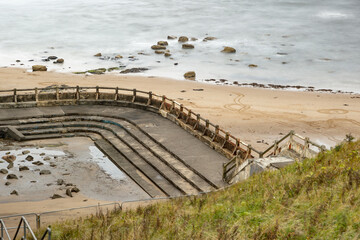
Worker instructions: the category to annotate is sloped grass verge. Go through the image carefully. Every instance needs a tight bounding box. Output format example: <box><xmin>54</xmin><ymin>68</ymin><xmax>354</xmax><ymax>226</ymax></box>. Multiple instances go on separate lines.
<box><xmin>37</xmin><ymin>141</ymin><xmax>360</xmax><ymax>239</ymax></box>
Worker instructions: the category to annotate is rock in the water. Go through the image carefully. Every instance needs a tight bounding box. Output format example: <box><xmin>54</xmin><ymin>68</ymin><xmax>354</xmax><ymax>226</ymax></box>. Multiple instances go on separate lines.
<box><xmin>167</xmin><ymin>35</ymin><xmax>177</xmax><ymax>40</ymax></box>
<box><xmin>7</xmin><ymin>174</ymin><xmax>18</xmax><ymax>179</ymax></box>
<box><xmin>7</xmin><ymin>162</ymin><xmax>13</xmax><ymax>169</ymax></box>
<box><xmin>66</xmin><ymin>188</ymin><xmax>73</xmax><ymax>197</ymax></box>
<box><xmin>0</xmin><ymin>168</ymin><xmax>8</xmax><ymax>174</ymax></box>
<box><xmin>19</xmin><ymin>166</ymin><xmax>29</xmax><ymax>171</ymax></box>
<box><xmin>248</xmin><ymin>64</ymin><xmax>258</xmax><ymax>68</ymax></box>
<box><xmin>43</xmin><ymin>156</ymin><xmax>51</xmax><ymax>161</ymax></box>
<box><xmin>54</xmin><ymin>58</ymin><xmax>64</xmax><ymax>64</ymax></box>
<box><xmin>65</xmin><ymin>183</ymin><xmax>73</xmax><ymax>186</ymax></box>
<box><xmin>94</xmin><ymin>53</ymin><xmax>102</xmax><ymax>57</ymax></box>
<box><xmin>26</xmin><ymin>155</ymin><xmax>34</xmax><ymax>161</ymax></box>
<box><xmin>178</xmin><ymin>36</ymin><xmax>188</xmax><ymax>42</ymax></box>
<box><xmin>2</xmin><ymin>155</ymin><xmax>16</xmax><ymax>163</ymax></box>
<box><xmin>32</xmin><ymin>65</ymin><xmax>47</xmax><ymax>72</ymax></box>
<box><xmin>203</xmin><ymin>36</ymin><xmax>217</xmax><ymax>41</ymax></box>
<box><xmin>120</xmin><ymin>68</ymin><xmax>149</xmax><ymax>74</ymax></box>
<box><xmin>107</xmin><ymin>67</ymin><xmax>120</xmax><ymax>72</ymax></box>
<box><xmin>71</xmin><ymin>187</ymin><xmax>80</xmax><ymax>193</ymax></box>
<box><xmin>22</xmin><ymin>150</ymin><xmax>30</xmax><ymax>155</ymax></box>
<box><xmin>50</xmin><ymin>163</ymin><xmax>57</xmax><ymax>167</ymax></box>
<box><xmin>57</xmin><ymin>179</ymin><xmax>64</xmax><ymax>185</ymax></box>
<box><xmin>10</xmin><ymin>190</ymin><xmax>18</xmax><ymax>196</ymax></box>
<box><xmin>151</xmin><ymin>45</ymin><xmax>166</xmax><ymax>50</ymax></box>
<box><xmin>157</xmin><ymin>41</ymin><xmax>168</xmax><ymax>46</ymax></box>
<box><xmin>32</xmin><ymin>161</ymin><xmax>44</xmax><ymax>166</ymax></box>
<box><xmin>164</xmin><ymin>52</ymin><xmax>172</xmax><ymax>57</ymax></box>
<box><xmin>51</xmin><ymin>194</ymin><xmax>63</xmax><ymax>199</ymax></box>
<box><xmin>155</xmin><ymin>50</ymin><xmax>165</xmax><ymax>54</ymax></box>
<box><xmin>87</xmin><ymin>68</ymin><xmax>106</xmax><ymax>75</ymax></box>
<box><xmin>114</xmin><ymin>55</ymin><xmax>123</xmax><ymax>59</ymax></box>
<box><xmin>48</xmin><ymin>56</ymin><xmax>57</xmax><ymax>60</ymax></box>
<box><xmin>184</xmin><ymin>71</ymin><xmax>196</xmax><ymax>80</ymax></box>
<box><xmin>182</xmin><ymin>44</ymin><xmax>194</xmax><ymax>49</ymax></box>
<box><xmin>5</xmin><ymin>182</ymin><xmax>11</xmax><ymax>186</ymax></box>
<box><xmin>221</xmin><ymin>47</ymin><xmax>236</xmax><ymax>53</ymax></box>
<box><xmin>40</xmin><ymin>170</ymin><xmax>51</xmax><ymax>175</ymax></box>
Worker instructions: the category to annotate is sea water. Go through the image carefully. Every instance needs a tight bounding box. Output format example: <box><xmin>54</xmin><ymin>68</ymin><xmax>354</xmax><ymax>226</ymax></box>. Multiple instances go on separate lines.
<box><xmin>0</xmin><ymin>0</ymin><xmax>359</xmax><ymax>92</ymax></box>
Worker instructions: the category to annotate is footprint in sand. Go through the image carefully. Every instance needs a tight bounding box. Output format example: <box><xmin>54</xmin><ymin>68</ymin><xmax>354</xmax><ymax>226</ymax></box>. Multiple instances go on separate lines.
<box><xmin>317</xmin><ymin>109</ymin><xmax>348</xmax><ymax>114</ymax></box>
<box><xmin>223</xmin><ymin>93</ymin><xmax>250</xmax><ymax>113</ymax></box>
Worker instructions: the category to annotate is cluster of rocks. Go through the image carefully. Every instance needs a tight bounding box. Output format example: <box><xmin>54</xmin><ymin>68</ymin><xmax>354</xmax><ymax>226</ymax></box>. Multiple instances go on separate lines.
<box><xmin>50</xmin><ymin>179</ymin><xmax>80</xmax><ymax>199</ymax></box>
<box><xmin>32</xmin><ymin>55</ymin><xmax>64</xmax><ymax>72</ymax></box>
<box><xmin>1</xmin><ymin>150</ymin><xmax>57</xmax><ymax>196</ymax></box>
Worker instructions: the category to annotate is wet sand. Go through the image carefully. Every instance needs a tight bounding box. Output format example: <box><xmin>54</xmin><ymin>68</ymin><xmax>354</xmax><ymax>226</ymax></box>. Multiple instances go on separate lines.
<box><xmin>0</xmin><ymin>67</ymin><xmax>360</xmax><ymax>218</ymax></box>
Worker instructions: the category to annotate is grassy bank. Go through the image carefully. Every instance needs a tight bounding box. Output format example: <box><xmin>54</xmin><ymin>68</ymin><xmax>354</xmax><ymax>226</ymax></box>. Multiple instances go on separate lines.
<box><xmin>39</xmin><ymin>140</ymin><xmax>360</xmax><ymax>239</ymax></box>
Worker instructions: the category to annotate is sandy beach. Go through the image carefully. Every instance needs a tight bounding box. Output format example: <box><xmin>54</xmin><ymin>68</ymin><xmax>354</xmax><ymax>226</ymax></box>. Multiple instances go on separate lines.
<box><xmin>0</xmin><ymin>67</ymin><xmax>359</xmax><ymax>220</ymax></box>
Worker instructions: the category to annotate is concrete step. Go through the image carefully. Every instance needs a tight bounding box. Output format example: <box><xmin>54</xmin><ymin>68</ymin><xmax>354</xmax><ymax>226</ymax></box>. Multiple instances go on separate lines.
<box><xmin>20</xmin><ymin>125</ymin><xmax>184</xmax><ymax>197</ymax></box>
<box><xmin>16</xmin><ymin>115</ymin><xmax>218</xmax><ymax>191</ymax></box>
<box><xmin>95</xmin><ymin>138</ymin><xmax>165</xmax><ymax>198</ymax></box>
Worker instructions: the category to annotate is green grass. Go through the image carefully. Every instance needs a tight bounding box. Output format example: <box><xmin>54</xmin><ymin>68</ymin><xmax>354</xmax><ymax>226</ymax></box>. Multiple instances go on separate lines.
<box><xmin>37</xmin><ymin>140</ymin><xmax>360</xmax><ymax>239</ymax></box>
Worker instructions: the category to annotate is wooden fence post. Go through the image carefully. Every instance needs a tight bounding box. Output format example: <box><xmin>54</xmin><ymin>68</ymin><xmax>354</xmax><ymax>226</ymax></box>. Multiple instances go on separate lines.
<box><xmin>212</xmin><ymin>125</ymin><xmax>219</xmax><ymax>142</ymax></box>
<box><xmin>56</xmin><ymin>86</ymin><xmax>59</xmax><ymax>101</ymax></box>
<box><xmin>114</xmin><ymin>87</ymin><xmax>119</xmax><ymax>101</ymax></box>
<box><xmin>202</xmin><ymin>119</ymin><xmax>209</xmax><ymax>135</ymax></box>
<box><xmin>76</xmin><ymin>86</ymin><xmax>80</xmax><ymax>100</ymax></box>
<box><xmin>185</xmin><ymin>110</ymin><xmax>192</xmax><ymax>124</ymax></box>
<box><xmin>147</xmin><ymin>91</ymin><xmax>152</xmax><ymax>105</ymax></box>
<box><xmin>132</xmin><ymin>89</ymin><xmax>136</xmax><ymax>102</ymax></box>
<box><xmin>35</xmin><ymin>88</ymin><xmax>39</xmax><ymax>102</ymax></box>
<box><xmin>13</xmin><ymin>88</ymin><xmax>17</xmax><ymax>103</ymax></box>
<box><xmin>95</xmin><ymin>86</ymin><xmax>99</xmax><ymax>100</ymax></box>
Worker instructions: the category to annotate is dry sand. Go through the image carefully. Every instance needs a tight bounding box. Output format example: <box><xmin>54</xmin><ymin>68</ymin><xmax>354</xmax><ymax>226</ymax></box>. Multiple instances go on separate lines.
<box><xmin>0</xmin><ymin>67</ymin><xmax>359</xmax><ymax>222</ymax></box>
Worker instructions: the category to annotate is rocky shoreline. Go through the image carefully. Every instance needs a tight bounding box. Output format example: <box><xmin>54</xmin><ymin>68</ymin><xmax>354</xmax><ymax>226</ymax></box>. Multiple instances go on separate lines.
<box><xmin>5</xmin><ymin>34</ymin><xmax>357</xmax><ymax>95</ymax></box>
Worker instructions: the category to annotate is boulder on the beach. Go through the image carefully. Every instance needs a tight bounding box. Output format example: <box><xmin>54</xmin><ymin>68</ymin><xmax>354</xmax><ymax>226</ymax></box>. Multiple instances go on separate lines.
<box><xmin>66</xmin><ymin>188</ymin><xmax>73</xmax><ymax>197</ymax></box>
<box><xmin>40</xmin><ymin>170</ymin><xmax>51</xmax><ymax>175</ymax></box>
<box><xmin>155</xmin><ymin>50</ymin><xmax>165</xmax><ymax>54</ymax></box>
<box><xmin>7</xmin><ymin>162</ymin><xmax>13</xmax><ymax>169</ymax></box>
<box><xmin>248</xmin><ymin>64</ymin><xmax>258</xmax><ymax>68</ymax></box>
<box><xmin>114</xmin><ymin>55</ymin><xmax>123</xmax><ymax>59</ymax></box>
<box><xmin>178</xmin><ymin>36</ymin><xmax>189</xmax><ymax>42</ymax></box>
<box><xmin>164</xmin><ymin>52</ymin><xmax>172</xmax><ymax>57</ymax></box>
<box><xmin>51</xmin><ymin>194</ymin><xmax>63</xmax><ymax>199</ymax></box>
<box><xmin>120</xmin><ymin>68</ymin><xmax>149</xmax><ymax>74</ymax></box>
<box><xmin>19</xmin><ymin>166</ymin><xmax>29</xmax><ymax>171</ymax></box>
<box><xmin>26</xmin><ymin>155</ymin><xmax>34</xmax><ymax>161</ymax></box>
<box><xmin>182</xmin><ymin>44</ymin><xmax>194</xmax><ymax>49</ymax></box>
<box><xmin>10</xmin><ymin>190</ymin><xmax>18</xmax><ymax>196</ymax></box>
<box><xmin>50</xmin><ymin>163</ymin><xmax>57</xmax><ymax>167</ymax></box>
<box><xmin>5</xmin><ymin>182</ymin><xmax>11</xmax><ymax>186</ymax></box>
<box><xmin>0</xmin><ymin>168</ymin><xmax>8</xmax><ymax>174</ymax></box>
<box><xmin>157</xmin><ymin>41</ymin><xmax>168</xmax><ymax>46</ymax></box>
<box><xmin>151</xmin><ymin>45</ymin><xmax>166</xmax><ymax>50</ymax></box>
<box><xmin>54</xmin><ymin>58</ymin><xmax>64</xmax><ymax>64</ymax></box>
<box><xmin>47</xmin><ymin>56</ymin><xmax>57</xmax><ymax>60</ymax></box>
<box><xmin>184</xmin><ymin>71</ymin><xmax>196</xmax><ymax>80</ymax></box>
<box><xmin>32</xmin><ymin>161</ymin><xmax>44</xmax><ymax>166</ymax></box>
<box><xmin>94</xmin><ymin>53</ymin><xmax>102</xmax><ymax>57</ymax></box>
<box><xmin>2</xmin><ymin>155</ymin><xmax>16</xmax><ymax>163</ymax></box>
<box><xmin>167</xmin><ymin>35</ymin><xmax>177</xmax><ymax>40</ymax></box>
<box><xmin>203</xmin><ymin>36</ymin><xmax>217</xmax><ymax>42</ymax></box>
<box><xmin>57</xmin><ymin>179</ymin><xmax>65</xmax><ymax>185</ymax></box>
<box><xmin>221</xmin><ymin>47</ymin><xmax>236</xmax><ymax>53</ymax></box>
<box><xmin>71</xmin><ymin>187</ymin><xmax>80</xmax><ymax>193</ymax></box>
<box><xmin>22</xmin><ymin>150</ymin><xmax>30</xmax><ymax>155</ymax></box>
<box><xmin>87</xmin><ymin>68</ymin><xmax>106</xmax><ymax>75</ymax></box>
<box><xmin>32</xmin><ymin>65</ymin><xmax>47</xmax><ymax>72</ymax></box>
<box><xmin>6</xmin><ymin>174</ymin><xmax>18</xmax><ymax>179</ymax></box>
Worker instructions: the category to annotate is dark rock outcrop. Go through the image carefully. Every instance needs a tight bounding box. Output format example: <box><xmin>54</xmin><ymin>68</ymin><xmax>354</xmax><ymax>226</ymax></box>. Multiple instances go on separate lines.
<box><xmin>32</xmin><ymin>65</ymin><xmax>47</xmax><ymax>71</ymax></box>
